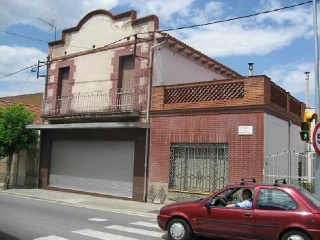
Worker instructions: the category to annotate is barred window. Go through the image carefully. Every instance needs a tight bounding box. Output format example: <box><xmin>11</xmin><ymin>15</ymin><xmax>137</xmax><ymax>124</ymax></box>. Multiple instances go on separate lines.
<box><xmin>169</xmin><ymin>143</ymin><xmax>228</xmax><ymax>193</ymax></box>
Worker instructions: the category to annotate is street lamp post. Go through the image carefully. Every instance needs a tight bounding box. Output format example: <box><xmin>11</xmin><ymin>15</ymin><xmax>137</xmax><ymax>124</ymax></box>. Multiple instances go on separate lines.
<box><xmin>313</xmin><ymin>0</ymin><xmax>320</xmax><ymax>198</ymax></box>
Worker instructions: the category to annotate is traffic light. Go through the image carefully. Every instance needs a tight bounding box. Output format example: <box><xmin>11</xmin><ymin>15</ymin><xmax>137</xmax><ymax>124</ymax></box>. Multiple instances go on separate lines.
<box><xmin>300</xmin><ymin>112</ymin><xmax>318</xmax><ymax>142</ymax></box>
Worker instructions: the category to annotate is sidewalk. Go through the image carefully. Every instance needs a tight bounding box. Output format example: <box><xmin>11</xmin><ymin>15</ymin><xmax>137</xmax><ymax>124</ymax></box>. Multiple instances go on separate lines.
<box><xmin>0</xmin><ymin>186</ymin><xmax>163</xmax><ymax>216</ymax></box>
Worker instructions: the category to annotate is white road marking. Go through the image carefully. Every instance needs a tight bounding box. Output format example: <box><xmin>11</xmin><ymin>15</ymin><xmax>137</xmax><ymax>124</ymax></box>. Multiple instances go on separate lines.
<box><xmin>34</xmin><ymin>236</ymin><xmax>69</xmax><ymax>240</ymax></box>
<box><xmin>130</xmin><ymin>221</ymin><xmax>159</xmax><ymax>228</ymax></box>
<box><xmin>106</xmin><ymin>225</ymin><xmax>163</xmax><ymax>238</ymax></box>
<box><xmin>72</xmin><ymin>229</ymin><xmax>139</xmax><ymax>240</ymax></box>
<box><xmin>88</xmin><ymin>218</ymin><xmax>108</xmax><ymax>222</ymax></box>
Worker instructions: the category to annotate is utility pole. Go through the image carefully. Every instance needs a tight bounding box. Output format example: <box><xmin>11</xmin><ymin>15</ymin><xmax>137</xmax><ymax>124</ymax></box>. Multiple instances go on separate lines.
<box><xmin>313</xmin><ymin>0</ymin><xmax>320</xmax><ymax>198</ymax></box>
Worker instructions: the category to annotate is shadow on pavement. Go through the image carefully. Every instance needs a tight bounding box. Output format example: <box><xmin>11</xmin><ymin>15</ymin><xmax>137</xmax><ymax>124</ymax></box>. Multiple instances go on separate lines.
<box><xmin>0</xmin><ymin>231</ymin><xmax>20</xmax><ymax>240</ymax></box>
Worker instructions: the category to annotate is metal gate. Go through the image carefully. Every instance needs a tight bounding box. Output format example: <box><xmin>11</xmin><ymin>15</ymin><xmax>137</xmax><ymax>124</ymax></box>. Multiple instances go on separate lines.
<box><xmin>264</xmin><ymin>150</ymin><xmax>315</xmax><ymax>193</ymax></box>
<box><xmin>169</xmin><ymin>143</ymin><xmax>228</xmax><ymax>193</ymax></box>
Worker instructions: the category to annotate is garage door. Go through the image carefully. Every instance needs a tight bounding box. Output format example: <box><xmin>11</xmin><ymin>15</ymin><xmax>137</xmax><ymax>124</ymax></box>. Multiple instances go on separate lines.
<box><xmin>49</xmin><ymin>140</ymin><xmax>134</xmax><ymax>198</ymax></box>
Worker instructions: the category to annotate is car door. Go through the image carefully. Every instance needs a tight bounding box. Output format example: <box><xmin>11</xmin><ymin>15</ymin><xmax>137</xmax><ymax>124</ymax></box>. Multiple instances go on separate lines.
<box><xmin>254</xmin><ymin>188</ymin><xmax>299</xmax><ymax>240</ymax></box>
<box><xmin>198</xmin><ymin>192</ymin><xmax>255</xmax><ymax>239</ymax></box>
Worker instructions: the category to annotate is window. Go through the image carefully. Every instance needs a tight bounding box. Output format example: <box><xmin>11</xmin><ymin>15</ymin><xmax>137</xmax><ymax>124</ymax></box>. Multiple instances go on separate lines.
<box><xmin>256</xmin><ymin>188</ymin><xmax>297</xmax><ymax>210</ymax></box>
<box><xmin>57</xmin><ymin>67</ymin><xmax>70</xmax><ymax>113</ymax></box>
<box><xmin>169</xmin><ymin>143</ymin><xmax>228</xmax><ymax>193</ymax></box>
<box><xmin>211</xmin><ymin>187</ymin><xmax>254</xmax><ymax>208</ymax></box>
<box><xmin>299</xmin><ymin>187</ymin><xmax>320</xmax><ymax>208</ymax></box>
<box><xmin>58</xmin><ymin>67</ymin><xmax>70</xmax><ymax>97</ymax></box>
<box><xmin>118</xmin><ymin>55</ymin><xmax>135</xmax><ymax>110</ymax></box>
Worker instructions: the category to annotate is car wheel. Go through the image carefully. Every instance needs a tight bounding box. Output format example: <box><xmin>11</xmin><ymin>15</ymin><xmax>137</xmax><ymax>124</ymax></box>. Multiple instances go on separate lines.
<box><xmin>167</xmin><ymin>218</ymin><xmax>191</xmax><ymax>240</ymax></box>
<box><xmin>281</xmin><ymin>230</ymin><xmax>311</xmax><ymax>240</ymax></box>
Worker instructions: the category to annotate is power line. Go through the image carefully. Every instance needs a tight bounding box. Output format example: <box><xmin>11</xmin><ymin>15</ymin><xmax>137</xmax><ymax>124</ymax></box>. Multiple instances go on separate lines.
<box><xmin>18</xmin><ymin>70</ymin><xmax>33</xmax><ymax>94</ymax></box>
<box><xmin>159</xmin><ymin>0</ymin><xmax>315</xmax><ymax>32</ymax></box>
<box><xmin>0</xmin><ymin>29</ymin><xmax>48</xmax><ymax>43</ymax></box>
<box><xmin>0</xmin><ymin>0</ymin><xmax>312</xmax><ymax>45</ymax></box>
<box><xmin>0</xmin><ymin>65</ymin><xmax>35</xmax><ymax>80</ymax></box>
<box><xmin>0</xmin><ymin>0</ymin><xmax>314</xmax><ymax>80</ymax></box>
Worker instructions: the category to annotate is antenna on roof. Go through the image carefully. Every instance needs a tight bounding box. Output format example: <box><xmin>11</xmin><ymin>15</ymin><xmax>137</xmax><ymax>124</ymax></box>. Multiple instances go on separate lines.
<box><xmin>38</xmin><ymin>18</ymin><xmax>57</xmax><ymax>40</ymax></box>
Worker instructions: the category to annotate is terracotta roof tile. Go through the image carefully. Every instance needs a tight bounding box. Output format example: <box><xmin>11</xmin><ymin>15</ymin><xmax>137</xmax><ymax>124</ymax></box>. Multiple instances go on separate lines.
<box><xmin>0</xmin><ymin>100</ymin><xmax>42</xmax><ymax>124</ymax></box>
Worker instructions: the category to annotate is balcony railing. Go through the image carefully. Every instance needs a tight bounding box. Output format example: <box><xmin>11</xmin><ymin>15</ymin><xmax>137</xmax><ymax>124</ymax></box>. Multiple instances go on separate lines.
<box><xmin>42</xmin><ymin>88</ymin><xmax>144</xmax><ymax>116</ymax></box>
<box><xmin>151</xmin><ymin>76</ymin><xmax>304</xmax><ymax>122</ymax></box>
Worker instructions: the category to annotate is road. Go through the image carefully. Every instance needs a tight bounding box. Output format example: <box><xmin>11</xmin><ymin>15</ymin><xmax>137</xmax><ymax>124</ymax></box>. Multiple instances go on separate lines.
<box><xmin>0</xmin><ymin>192</ymin><xmax>219</xmax><ymax>240</ymax></box>
<box><xmin>0</xmin><ymin>193</ymin><xmax>166</xmax><ymax>240</ymax></box>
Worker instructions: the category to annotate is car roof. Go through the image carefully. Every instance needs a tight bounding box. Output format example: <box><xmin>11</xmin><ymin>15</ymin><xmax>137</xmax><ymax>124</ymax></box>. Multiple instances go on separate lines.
<box><xmin>224</xmin><ymin>178</ymin><xmax>298</xmax><ymax>190</ymax></box>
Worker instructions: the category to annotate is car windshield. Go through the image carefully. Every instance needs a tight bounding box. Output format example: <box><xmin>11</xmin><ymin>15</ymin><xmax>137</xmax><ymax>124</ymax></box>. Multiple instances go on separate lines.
<box><xmin>216</xmin><ymin>188</ymin><xmax>237</xmax><ymax>199</ymax></box>
<box><xmin>298</xmin><ymin>187</ymin><xmax>320</xmax><ymax>208</ymax></box>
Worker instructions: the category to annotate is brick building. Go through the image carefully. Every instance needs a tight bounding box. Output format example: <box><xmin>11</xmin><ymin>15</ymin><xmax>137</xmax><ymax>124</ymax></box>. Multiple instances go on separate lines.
<box><xmin>27</xmin><ymin>9</ymin><xmax>305</xmax><ymax>202</ymax></box>
<box><xmin>148</xmin><ymin>76</ymin><xmax>304</xmax><ymax>202</ymax></box>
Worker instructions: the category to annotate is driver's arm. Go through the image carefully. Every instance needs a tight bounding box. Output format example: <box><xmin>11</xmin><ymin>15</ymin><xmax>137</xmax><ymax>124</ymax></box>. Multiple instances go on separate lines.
<box><xmin>226</xmin><ymin>203</ymin><xmax>236</xmax><ymax>208</ymax></box>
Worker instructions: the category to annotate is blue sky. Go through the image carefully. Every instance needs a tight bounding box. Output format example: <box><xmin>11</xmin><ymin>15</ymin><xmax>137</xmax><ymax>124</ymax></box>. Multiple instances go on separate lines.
<box><xmin>0</xmin><ymin>0</ymin><xmax>318</xmax><ymax>107</ymax></box>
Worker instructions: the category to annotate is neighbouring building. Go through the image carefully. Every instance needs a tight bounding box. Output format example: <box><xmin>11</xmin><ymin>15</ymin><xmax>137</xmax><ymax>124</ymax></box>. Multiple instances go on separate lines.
<box><xmin>0</xmin><ymin>99</ymin><xmax>42</xmax><ymax>187</ymax></box>
<box><xmin>27</xmin><ymin>9</ymin><xmax>306</xmax><ymax>202</ymax></box>
<box><xmin>0</xmin><ymin>92</ymin><xmax>43</xmax><ymax>107</ymax></box>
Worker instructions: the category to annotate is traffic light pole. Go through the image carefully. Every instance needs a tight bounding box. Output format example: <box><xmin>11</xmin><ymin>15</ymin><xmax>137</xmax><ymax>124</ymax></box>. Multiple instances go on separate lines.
<box><xmin>313</xmin><ymin>0</ymin><xmax>320</xmax><ymax>198</ymax></box>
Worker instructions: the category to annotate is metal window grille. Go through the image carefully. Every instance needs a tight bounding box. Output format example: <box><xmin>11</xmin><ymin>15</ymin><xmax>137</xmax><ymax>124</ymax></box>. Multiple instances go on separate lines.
<box><xmin>169</xmin><ymin>143</ymin><xmax>228</xmax><ymax>193</ymax></box>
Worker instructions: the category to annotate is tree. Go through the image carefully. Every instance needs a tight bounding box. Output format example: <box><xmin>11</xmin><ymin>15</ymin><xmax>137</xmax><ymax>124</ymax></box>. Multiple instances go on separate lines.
<box><xmin>0</xmin><ymin>102</ymin><xmax>38</xmax><ymax>189</ymax></box>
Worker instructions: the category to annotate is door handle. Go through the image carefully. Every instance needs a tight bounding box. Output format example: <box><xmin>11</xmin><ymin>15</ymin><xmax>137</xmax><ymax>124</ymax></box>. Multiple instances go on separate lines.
<box><xmin>243</xmin><ymin>212</ymin><xmax>251</xmax><ymax>217</ymax></box>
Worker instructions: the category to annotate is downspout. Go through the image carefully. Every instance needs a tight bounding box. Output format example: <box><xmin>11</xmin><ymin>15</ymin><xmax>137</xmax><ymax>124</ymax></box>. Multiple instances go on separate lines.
<box><xmin>143</xmin><ymin>35</ymin><xmax>168</xmax><ymax>202</ymax></box>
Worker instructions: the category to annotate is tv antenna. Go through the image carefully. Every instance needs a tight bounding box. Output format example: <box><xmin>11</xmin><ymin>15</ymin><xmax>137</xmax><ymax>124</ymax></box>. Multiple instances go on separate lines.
<box><xmin>38</xmin><ymin>18</ymin><xmax>57</xmax><ymax>40</ymax></box>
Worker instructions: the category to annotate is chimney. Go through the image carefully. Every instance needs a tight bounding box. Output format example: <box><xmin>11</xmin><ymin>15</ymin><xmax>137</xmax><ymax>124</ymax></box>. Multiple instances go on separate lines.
<box><xmin>248</xmin><ymin>63</ymin><xmax>254</xmax><ymax>76</ymax></box>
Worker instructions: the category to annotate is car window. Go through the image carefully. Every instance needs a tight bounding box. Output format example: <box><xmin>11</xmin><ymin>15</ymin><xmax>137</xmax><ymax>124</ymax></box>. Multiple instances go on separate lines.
<box><xmin>256</xmin><ymin>188</ymin><xmax>297</xmax><ymax>210</ymax></box>
<box><xmin>210</xmin><ymin>187</ymin><xmax>254</xmax><ymax>208</ymax></box>
<box><xmin>216</xmin><ymin>188</ymin><xmax>236</xmax><ymax>199</ymax></box>
<box><xmin>298</xmin><ymin>187</ymin><xmax>320</xmax><ymax>208</ymax></box>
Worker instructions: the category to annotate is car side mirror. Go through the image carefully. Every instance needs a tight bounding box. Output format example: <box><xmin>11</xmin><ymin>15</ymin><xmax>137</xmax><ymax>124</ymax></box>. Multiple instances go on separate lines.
<box><xmin>204</xmin><ymin>199</ymin><xmax>214</xmax><ymax>208</ymax></box>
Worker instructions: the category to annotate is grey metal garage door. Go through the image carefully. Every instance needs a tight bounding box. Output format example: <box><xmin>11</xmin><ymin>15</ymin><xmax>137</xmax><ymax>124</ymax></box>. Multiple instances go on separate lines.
<box><xmin>49</xmin><ymin>140</ymin><xmax>134</xmax><ymax>198</ymax></box>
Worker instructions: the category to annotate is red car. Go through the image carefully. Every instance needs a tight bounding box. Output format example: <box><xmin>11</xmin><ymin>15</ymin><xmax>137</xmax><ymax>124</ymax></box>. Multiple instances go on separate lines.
<box><xmin>157</xmin><ymin>178</ymin><xmax>320</xmax><ymax>240</ymax></box>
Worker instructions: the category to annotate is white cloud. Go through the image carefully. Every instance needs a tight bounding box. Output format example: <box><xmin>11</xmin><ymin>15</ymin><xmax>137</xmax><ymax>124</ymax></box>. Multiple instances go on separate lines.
<box><xmin>264</xmin><ymin>61</ymin><xmax>314</xmax><ymax>96</ymax></box>
<box><xmin>0</xmin><ymin>46</ymin><xmax>45</xmax><ymax>74</ymax></box>
<box><xmin>0</xmin><ymin>0</ymin><xmax>312</xmax><ymax>58</ymax></box>
<box><xmin>116</xmin><ymin>0</ymin><xmax>195</xmax><ymax>23</ymax></box>
<box><xmin>0</xmin><ymin>0</ymin><xmax>316</xmax><ymax>102</ymax></box>
<box><xmin>0</xmin><ymin>45</ymin><xmax>46</xmax><ymax>97</ymax></box>
<box><xmin>169</xmin><ymin>0</ymin><xmax>313</xmax><ymax>57</ymax></box>
<box><xmin>0</xmin><ymin>0</ymin><xmax>119</xmax><ymax>30</ymax></box>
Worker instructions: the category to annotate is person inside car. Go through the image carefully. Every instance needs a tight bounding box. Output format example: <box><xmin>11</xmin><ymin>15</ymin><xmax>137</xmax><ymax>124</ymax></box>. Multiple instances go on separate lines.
<box><xmin>226</xmin><ymin>188</ymin><xmax>253</xmax><ymax>208</ymax></box>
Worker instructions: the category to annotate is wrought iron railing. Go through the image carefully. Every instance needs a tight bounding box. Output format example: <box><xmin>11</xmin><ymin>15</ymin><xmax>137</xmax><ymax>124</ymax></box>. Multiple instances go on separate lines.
<box><xmin>169</xmin><ymin>143</ymin><xmax>228</xmax><ymax>193</ymax></box>
<box><xmin>41</xmin><ymin>88</ymin><xmax>144</xmax><ymax>116</ymax></box>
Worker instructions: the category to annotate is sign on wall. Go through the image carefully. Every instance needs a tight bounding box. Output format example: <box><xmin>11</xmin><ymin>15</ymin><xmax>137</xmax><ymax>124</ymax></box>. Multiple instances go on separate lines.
<box><xmin>238</xmin><ymin>126</ymin><xmax>253</xmax><ymax>135</ymax></box>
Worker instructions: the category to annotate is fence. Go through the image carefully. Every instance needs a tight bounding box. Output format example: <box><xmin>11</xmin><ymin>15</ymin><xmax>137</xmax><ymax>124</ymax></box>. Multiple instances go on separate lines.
<box><xmin>264</xmin><ymin>150</ymin><xmax>315</xmax><ymax>193</ymax></box>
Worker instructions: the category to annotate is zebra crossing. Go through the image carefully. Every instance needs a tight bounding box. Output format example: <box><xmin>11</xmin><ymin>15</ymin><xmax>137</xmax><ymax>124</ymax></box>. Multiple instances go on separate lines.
<box><xmin>34</xmin><ymin>217</ymin><xmax>166</xmax><ymax>240</ymax></box>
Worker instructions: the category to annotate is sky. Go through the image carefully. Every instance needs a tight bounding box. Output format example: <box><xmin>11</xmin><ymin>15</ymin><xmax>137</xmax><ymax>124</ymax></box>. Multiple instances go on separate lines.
<box><xmin>0</xmin><ymin>0</ymin><xmax>318</xmax><ymax>107</ymax></box>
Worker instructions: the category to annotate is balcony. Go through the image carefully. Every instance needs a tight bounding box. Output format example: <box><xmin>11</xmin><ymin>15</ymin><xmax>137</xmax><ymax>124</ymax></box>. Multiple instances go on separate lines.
<box><xmin>41</xmin><ymin>88</ymin><xmax>145</xmax><ymax>122</ymax></box>
<box><xmin>151</xmin><ymin>76</ymin><xmax>305</xmax><ymax>124</ymax></box>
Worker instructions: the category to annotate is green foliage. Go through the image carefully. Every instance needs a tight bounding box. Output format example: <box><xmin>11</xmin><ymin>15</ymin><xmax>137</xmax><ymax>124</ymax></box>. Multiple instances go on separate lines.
<box><xmin>0</xmin><ymin>102</ymin><xmax>38</xmax><ymax>158</ymax></box>
<box><xmin>299</xmin><ymin>178</ymin><xmax>315</xmax><ymax>193</ymax></box>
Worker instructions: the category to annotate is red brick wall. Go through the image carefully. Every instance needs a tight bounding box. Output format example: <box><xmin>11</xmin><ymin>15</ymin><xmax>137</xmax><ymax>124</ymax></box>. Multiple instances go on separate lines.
<box><xmin>148</xmin><ymin>112</ymin><xmax>264</xmax><ymax>186</ymax></box>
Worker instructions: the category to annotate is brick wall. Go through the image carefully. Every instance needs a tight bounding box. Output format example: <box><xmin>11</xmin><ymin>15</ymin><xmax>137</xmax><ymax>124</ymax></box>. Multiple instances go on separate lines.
<box><xmin>147</xmin><ymin>75</ymin><xmax>303</xmax><ymax>203</ymax></box>
<box><xmin>148</xmin><ymin>111</ymin><xmax>264</xmax><ymax>186</ymax></box>
<box><xmin>0</xmin><ymin>93</ymin><xmax>43</xmax><ymax>107</ymax></box>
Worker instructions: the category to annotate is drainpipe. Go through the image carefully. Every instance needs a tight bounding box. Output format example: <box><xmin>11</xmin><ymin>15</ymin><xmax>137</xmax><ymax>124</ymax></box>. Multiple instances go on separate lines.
<box><xmin>143</xmin><ymin>34</ymin><xmax>168</xmax><ymax>202</ymax></box>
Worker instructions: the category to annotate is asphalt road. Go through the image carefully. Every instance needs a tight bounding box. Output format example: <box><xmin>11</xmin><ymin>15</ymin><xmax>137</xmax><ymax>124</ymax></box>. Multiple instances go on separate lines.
<box><xmin>0</xmin><ymin>192</ymin><xmax>223</xmax><ymax>240</ymax></box>
<box><xmin>0</xmin><ymin>193</ymin><xmax>166</xmax><ymax>240</ymax></box>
